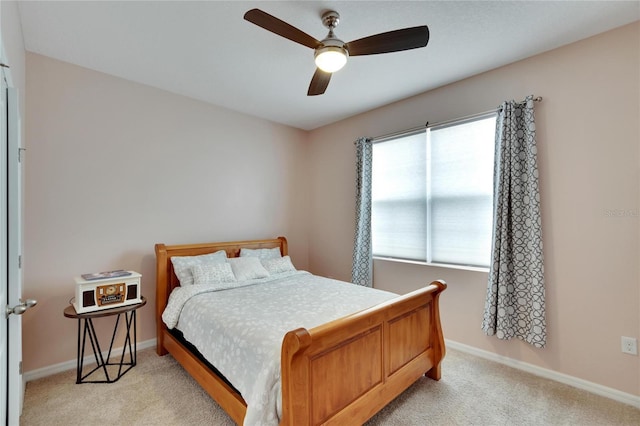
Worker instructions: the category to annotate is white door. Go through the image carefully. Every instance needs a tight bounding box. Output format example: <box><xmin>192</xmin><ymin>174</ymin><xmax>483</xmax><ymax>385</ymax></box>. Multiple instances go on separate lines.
<box><xmin>7</xmin><ymin>84</ymin><xmax>27</xmax><ymax>426</ymax></box>
<box><xmin>0</xmin><ymin>60</ymin><xmax>9</xmax><ymax>426</ymax></box>
<box><xmin>1</xmin><ymin>62</ymin><xmax>30</xmax><ymax>425</ymax></box>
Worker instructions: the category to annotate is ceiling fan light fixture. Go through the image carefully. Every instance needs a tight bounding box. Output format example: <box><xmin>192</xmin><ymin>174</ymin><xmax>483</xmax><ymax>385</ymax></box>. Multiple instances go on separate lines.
<box><xmin>314</xmin><ymin>45</ymin><xmax>348</xmax><ymax>73</ymax></box>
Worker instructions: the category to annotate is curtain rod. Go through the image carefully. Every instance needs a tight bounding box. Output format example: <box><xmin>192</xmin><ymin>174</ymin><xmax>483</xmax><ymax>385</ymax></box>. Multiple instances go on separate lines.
<box><xmin>358</xmin><ymin>96</ymin><xmax>543</xmax><ymax>144</ymax></box>
<box><xmin>496</xmin><ymin>96</ymin><xmax>543</xmax><ymax>112</ymax></box>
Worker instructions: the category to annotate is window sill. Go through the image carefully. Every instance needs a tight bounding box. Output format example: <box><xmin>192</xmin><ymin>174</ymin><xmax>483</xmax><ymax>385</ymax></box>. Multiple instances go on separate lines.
<box><xmin>373</xmin><ymin>256</ymin><xmax>489</xmax><ymax>273</ymax></box>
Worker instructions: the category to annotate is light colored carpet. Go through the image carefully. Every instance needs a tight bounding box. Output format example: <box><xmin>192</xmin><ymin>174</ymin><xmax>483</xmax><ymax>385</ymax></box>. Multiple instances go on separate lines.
<box><xmin>21</xmin><ymin>348</ymin><xmax>640</xmax><ymax>425</ymax></box>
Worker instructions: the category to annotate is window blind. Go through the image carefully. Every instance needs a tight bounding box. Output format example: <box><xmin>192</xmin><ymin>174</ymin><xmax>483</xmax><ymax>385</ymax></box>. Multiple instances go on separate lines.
<box><xmin>428</xmin><ymin>116</ymin><xmax>496</xmax><ymax>266</ymax></box>
<box><xmin>371</xmin><ymin>113</ymin><xmax>496</xmax><ymax>267</ymax></box>
<box><xmin>372</xmin><ymin>131</ymin><xmax>427</xmax><ymax>260</ymax></box>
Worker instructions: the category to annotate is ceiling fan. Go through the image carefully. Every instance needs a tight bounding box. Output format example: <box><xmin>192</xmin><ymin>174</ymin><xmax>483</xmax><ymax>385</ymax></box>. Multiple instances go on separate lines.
<box><xmin>243</xmin><ymin>8</ymin><xmax>430</xmax><ymax>96</ymax></box>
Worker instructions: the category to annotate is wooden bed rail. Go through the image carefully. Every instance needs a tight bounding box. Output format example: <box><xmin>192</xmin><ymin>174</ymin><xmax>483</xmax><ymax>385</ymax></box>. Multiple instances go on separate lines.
<box><xmin>280</xmin><ymin>280</ymin><xmax>446</xmax><ymax>425</ymax></box>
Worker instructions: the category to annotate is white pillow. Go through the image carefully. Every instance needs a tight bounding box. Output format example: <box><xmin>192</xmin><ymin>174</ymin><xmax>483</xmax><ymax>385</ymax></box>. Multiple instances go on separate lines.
<box><xmin>240</xmin><ymin>247</ymin><xmax>282</xmax><ymax>260</ymax></box>
<box><xmin>191</xmin><ymin>262</ymin><xmax>236</xmax><ymax>286</ymax></box>
<box><xmin>262</xmin><ymin>256</ymin><xmax>296</xmax><ymax>274</ymax></box>
<box><xmin>228</xmin><ymin>257</ymin><xmax>270</xmax><ymax>281</ymax></box>
<box><xmin>171</xmin><ymin>250</ymin><xmax>227</xmax><ymax>286</ymax></box>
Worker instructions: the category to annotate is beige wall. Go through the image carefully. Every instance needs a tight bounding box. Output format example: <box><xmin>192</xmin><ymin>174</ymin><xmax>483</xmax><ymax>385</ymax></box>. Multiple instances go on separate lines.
<box><xmin>23</xmin><ymin>53</ymin><xmax>310</xmax><ymax>371</ymax></box>
<box><xmin>307</xmin><ymin>22</ymin><xmax>640</xmax><ymax>396</ymax></box>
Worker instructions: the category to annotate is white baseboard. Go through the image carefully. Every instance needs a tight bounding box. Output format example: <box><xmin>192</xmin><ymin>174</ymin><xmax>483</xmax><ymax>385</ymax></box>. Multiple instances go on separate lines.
<box><xmin>445</xmin><ymin>339</ymin><xmax>640</xmax><ymax>409</ymax></box>
<box><xmin>23</xmin><ymin>338</ymin><xmax>157</xmax><ymax>383</ymax></box>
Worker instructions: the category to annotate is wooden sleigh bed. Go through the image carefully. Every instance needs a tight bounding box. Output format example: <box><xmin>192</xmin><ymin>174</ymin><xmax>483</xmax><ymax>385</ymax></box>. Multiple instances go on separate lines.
<box><xmin>155</xmin><ymin>236</ymin><xmax>446</xmax><ymax>425</ymax></box>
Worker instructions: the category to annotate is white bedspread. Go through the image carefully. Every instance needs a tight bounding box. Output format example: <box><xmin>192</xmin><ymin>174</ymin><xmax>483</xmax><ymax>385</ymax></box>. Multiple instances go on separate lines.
<box><xmin>162</xmin><ymin>271</ymin><xmax>397</xmax><ymax>426</ymax></box>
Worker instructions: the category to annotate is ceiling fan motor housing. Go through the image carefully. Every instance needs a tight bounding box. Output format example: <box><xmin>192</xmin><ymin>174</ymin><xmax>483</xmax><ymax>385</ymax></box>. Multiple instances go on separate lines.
<box><xmin>316</xmin><ymin>36</ymin><xmax>348</xmax><ymax>55</ymax></box>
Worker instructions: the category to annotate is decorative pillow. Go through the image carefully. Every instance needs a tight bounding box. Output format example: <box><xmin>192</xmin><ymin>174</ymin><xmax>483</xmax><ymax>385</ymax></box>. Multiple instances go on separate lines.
<box><xmin>191</xmin><ymin>262</ymin><xmax>236</xmax><ymax>286</ymax></box>
<box><xmin>240</xmin><ymin>247</ymin><xmax>282</xmax><ymax>260</ymax></box>
<box><xmin>261</xmin><ymin>256</ymin><xmax>296</xmax><ymax>274</ymax></box>
<box><xmin>227</xmin><ymin>257</ymin><xmax>270</xmax><ymax>281</ymax></box>
<box><xmin>171</xmin><ymin>250</ymin><xmax>228</xmax><ymax>286</ymax></box>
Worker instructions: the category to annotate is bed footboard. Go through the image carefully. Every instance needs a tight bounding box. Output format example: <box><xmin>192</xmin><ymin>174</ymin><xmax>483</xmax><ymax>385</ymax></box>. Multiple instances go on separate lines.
<box><xmin>280</xmin><ymin>280</ymin><xmax>446</xmax><ymax>425</ymax></box>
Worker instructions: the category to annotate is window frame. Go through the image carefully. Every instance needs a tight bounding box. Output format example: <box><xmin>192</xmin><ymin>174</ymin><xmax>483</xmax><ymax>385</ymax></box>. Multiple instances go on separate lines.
<box><xmin>370</xmin><ymin>111</ymin><xmax>497</xmax><ymax>271</ymax></box>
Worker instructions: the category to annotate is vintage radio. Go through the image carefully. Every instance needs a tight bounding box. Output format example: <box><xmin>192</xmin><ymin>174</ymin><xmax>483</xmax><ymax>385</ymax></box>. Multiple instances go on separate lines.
<box><xmin>73</xmin><ymin>271</ymin><xmax>142</xmax><ymax>314</ymax></box>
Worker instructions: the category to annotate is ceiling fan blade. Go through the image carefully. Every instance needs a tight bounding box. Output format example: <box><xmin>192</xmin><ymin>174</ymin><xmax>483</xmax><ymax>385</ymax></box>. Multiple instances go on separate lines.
<box><xmin>307</xmin><ymin>69</ymin><xmax>332</xmax><ymax>96</ymax></box>
<box><xmin>346</xmin><ymin>26</ymin><xmax>429</xmax><ymax>56</ymax></box>
<box><xmin>244</xmin><ymin>9</ymin><xmax>321</xmax><ymax>49</ymax></box>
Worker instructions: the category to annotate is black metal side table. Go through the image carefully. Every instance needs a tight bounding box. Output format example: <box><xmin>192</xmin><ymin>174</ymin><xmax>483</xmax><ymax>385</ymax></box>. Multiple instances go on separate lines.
<box><xmin>63</xmin><ymin>296</ymin><xmax>146</xmax><ymax>384</ymax></box>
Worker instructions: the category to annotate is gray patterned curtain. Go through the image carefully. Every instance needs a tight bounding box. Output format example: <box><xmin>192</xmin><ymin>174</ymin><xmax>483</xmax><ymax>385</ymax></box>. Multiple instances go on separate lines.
<box><xmin>352</xmin><ymin>137</ymin><xmax>373</xmax><ymax>287</ymax></box>
<box><xmin>481</xmin><ymin>95</ymin><xmax>546</xmax><ymax>348</ymax></box>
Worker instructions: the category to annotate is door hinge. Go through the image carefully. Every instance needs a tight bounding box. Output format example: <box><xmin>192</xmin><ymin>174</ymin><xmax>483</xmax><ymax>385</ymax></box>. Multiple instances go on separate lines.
<box><xmin>18</xmin><ymin>255</ymin><xmax>22</xmax><ymax>269</ymax></box>
<box><xmin>18</xmin><ymin>147</ymin><xmax>26</xmax><ymax>163</ymax></box>
<box><xmin>19</xmin><ymin>361</ymin><xmax>22</xmax><ymax>375</ymax></box>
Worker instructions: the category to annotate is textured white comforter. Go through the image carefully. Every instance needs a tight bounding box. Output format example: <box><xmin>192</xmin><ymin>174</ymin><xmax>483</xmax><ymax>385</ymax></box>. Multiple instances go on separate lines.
<box><xmin>162</xmin><ymin>271</ymin><xmax>397</xmax><ymax>426</ymax></box>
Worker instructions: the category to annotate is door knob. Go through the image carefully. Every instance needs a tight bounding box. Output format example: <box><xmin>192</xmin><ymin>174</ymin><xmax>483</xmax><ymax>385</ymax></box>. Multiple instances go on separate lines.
<box><xmin>5</xmin><ymin>298</ymin><xmax>37</xmax><ymax>318</ymax></box>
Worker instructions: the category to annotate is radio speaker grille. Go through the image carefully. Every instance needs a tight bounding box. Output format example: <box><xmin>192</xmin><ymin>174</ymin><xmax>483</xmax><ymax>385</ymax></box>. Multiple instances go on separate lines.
<box><xmin>83</xmin><ymin>290</ymin><xmax>96</xmax><ymax>307</ymax></box>
<box><xmin>127</xmin><ymin>284</ymin><xmax>138</xmax><ymax>300</ymax></box>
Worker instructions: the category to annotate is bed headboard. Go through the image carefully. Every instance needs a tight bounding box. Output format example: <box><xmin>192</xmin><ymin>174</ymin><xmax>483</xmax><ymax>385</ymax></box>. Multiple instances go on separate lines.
<box><xmin>155</xmin><ymin>236</ymin><xmax>288</xmax><ymax>354</ymax></box>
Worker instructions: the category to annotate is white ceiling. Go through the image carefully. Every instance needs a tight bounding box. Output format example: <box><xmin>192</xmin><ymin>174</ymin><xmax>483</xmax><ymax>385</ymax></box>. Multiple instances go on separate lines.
<box><xmin>17</xmin><ymin>1</ymin><xmax>640</xmax><ymax>130</ymax></box>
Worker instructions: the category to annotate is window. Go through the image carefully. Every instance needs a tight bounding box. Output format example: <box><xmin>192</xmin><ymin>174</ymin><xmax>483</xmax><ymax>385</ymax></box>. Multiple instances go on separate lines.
<box><xmin>371</xmin><ymin>113</ymin><xmax>496</xmax><ymax>268</ymax></box>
